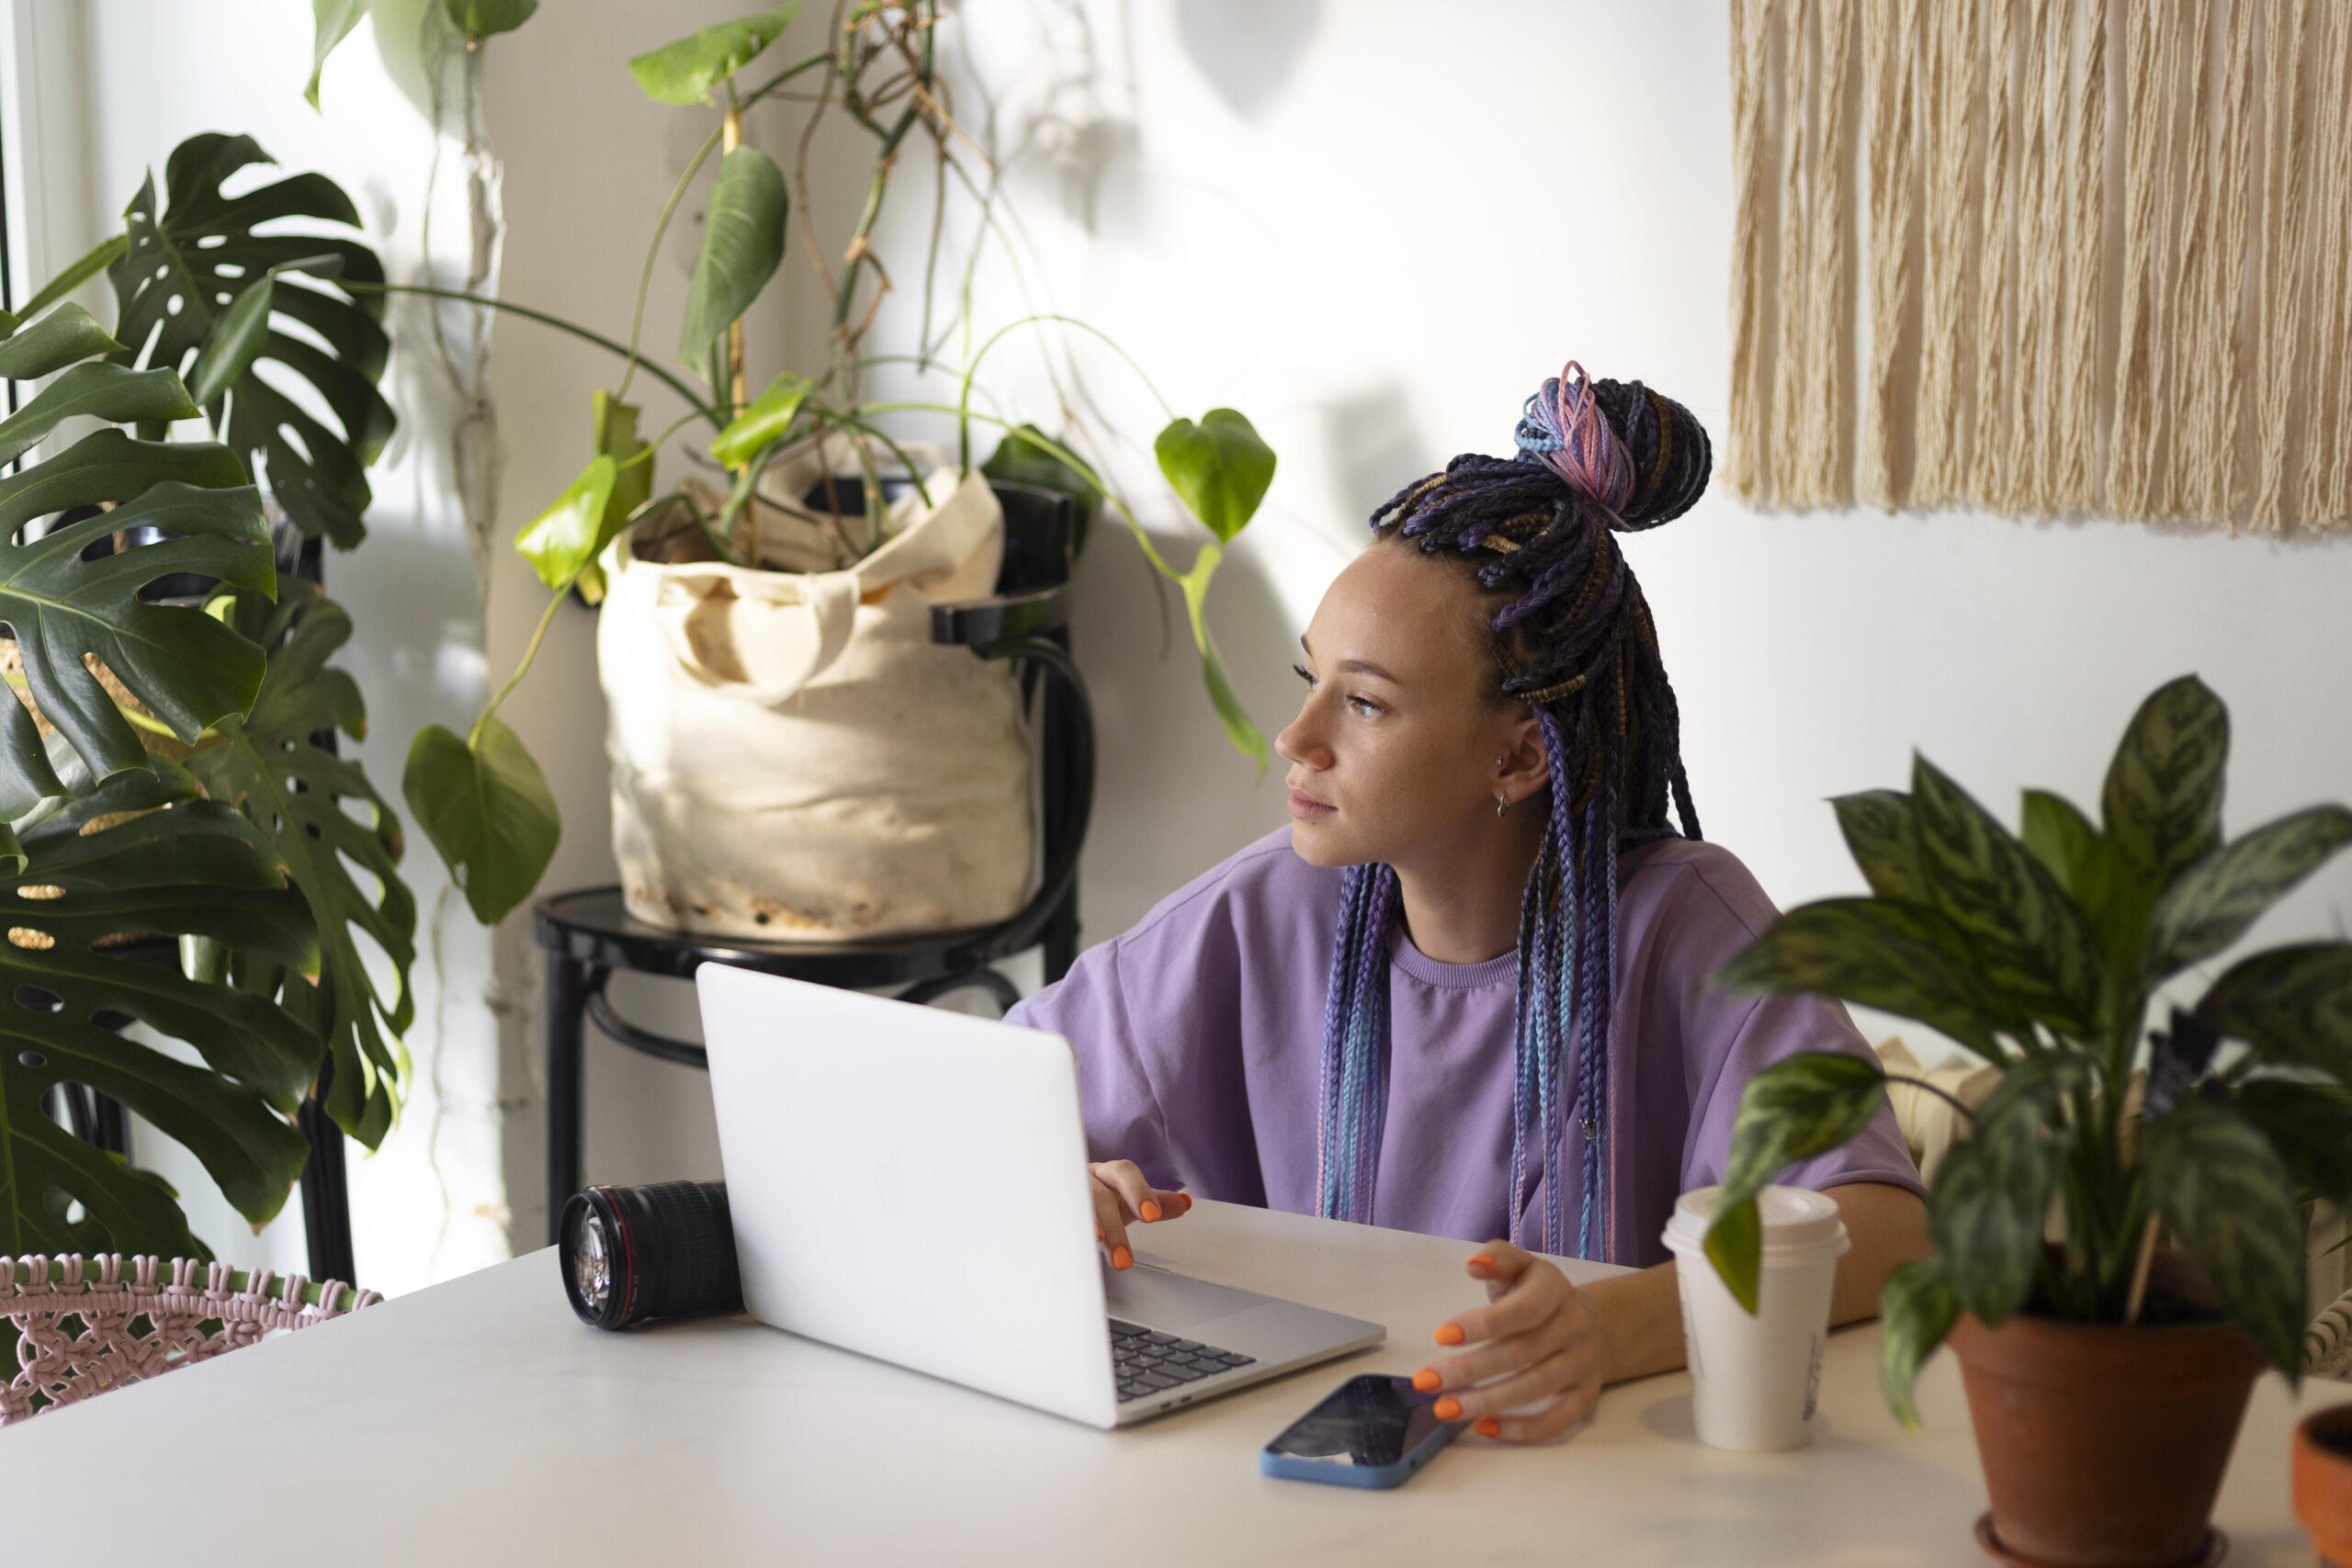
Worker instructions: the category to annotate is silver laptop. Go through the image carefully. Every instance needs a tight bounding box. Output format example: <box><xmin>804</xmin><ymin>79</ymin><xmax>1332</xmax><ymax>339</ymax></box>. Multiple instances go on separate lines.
<box><xmin>695</xmin><ymin>963</ymin><xmax>1384</xmax><ymax>1428</ymax></box>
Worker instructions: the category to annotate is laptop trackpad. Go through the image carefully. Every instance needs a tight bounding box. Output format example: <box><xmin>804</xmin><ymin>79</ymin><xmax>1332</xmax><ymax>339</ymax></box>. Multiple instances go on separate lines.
<box><xmin>1102</xmin><ymin>1260</ymin><xmax>1270</xmax><ymax>1330</ymax></box>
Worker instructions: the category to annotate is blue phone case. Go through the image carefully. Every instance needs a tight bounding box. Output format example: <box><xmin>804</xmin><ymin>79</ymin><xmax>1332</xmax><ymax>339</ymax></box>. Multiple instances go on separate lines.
<box><xmin>1259</xmin><ymin>1377</ymin><xmax>1467</xmax><ymax>1489</ymax></box>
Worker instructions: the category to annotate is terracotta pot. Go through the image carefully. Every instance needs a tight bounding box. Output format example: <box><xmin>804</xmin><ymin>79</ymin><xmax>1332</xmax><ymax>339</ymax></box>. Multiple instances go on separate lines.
<box><xmin>2296</xmin><ymin>1405</ymin><xmax>2352</xmax><ymax>1568</ymax></box>
<box><xmin>1946</xmin><ymin>1285</ymin><xmax>2266</xmax><ymax>1568</ymax></box>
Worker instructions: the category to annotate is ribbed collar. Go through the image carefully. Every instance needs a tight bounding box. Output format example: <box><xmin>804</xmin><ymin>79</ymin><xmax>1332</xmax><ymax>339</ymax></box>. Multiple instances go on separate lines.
<box><xmin>1388</xmin><ymin>922</ymin><xmax>1519</xmax><ymax>990</ymax></box>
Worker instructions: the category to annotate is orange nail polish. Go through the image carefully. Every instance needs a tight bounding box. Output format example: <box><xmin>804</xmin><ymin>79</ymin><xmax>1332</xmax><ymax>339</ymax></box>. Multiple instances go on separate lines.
<box><xmin>1111</xmin><ymin>1245</ymin><xmax>1132</xmax><ymax>1270</ymax></box>
<box><xmin>1140</xmin><ymin>1199</ymin><xmax>1162</xmax><ymax>1223</ymax></box>
<box><xmin>1467</xmin><ymin>1252</ymin><xmax>1496</xmax><ymax>1269</ymax></box>
<box><xmin>1411</xmin><ymin>1368</ymin><xmax>1441</xmax><ymax>1393</ymax></box>
<box><xmin>1432</xmin><ymin>1397</ymin><xmax>1463</xmax><ymax>1422</ymax></box>
<box><xmin>1095</xmin><ymin>1224</ymin><xmax>1104</xmax><ymax>1240</ymax></box>
<box><xmin>1474</xmin><ymin>1417</ymin><xmax>1501</xmax><ymax>1438</ymax></box>
<box><xmin>1175</xmin><ymin>1192</ymin><xmax>1193</xmax><ymax>1212</ymax></box>
<box><xmin>1434</xmin><ymin>1323</ymin><xmax>1464</xmax><ymax>1347</ymax></box>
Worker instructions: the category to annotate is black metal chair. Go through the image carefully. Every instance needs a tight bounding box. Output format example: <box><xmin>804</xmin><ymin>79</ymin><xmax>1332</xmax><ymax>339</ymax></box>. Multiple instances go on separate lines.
<box><xmin>530</xmin><ymin>479</ymin><xmax>1094</xmax><ymax>1242</ymax></box>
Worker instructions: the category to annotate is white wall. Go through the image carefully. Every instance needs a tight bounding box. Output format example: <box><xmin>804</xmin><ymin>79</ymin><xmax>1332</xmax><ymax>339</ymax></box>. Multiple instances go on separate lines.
<box><xmin>22</xmin><ymin>0</ymin><xmax>2348</xmax><ymax>1282</ymax></box>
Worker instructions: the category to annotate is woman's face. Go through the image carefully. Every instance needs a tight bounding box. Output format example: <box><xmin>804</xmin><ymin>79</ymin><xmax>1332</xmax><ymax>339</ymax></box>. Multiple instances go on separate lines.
<box><xmin>1275</xmin><ymin>541</ymin><xmax>1547</xmax><ymax>869</ymax></box>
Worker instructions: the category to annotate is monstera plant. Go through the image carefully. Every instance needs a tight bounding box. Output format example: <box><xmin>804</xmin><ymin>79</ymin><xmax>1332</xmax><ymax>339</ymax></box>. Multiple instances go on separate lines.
<box><xmin>0</xmin><ymin>129</ymin><xmax>412</xmax><ymax>1258</ymax></box>
<box><xmin>1697</xmin><ymin>674</ymin><xmax>2351</xmax><ymax>1564</ymax></box>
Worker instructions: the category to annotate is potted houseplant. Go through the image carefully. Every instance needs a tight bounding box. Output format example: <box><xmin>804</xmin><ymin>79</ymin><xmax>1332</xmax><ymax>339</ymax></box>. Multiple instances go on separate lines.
<box><xmin>1698</xmin><ymin>673</ymin><xmax>2351</xmax><ymax>1566</ymax></box>
<box><xmin>376</xmin><ymin>2</ymin><xmax>1281</xmax><ymax>933</ymax></box>
<box><xmin>0</xmin><ymin>127</ymin><xmax>413</xmax><ymax>1259</ymax></box>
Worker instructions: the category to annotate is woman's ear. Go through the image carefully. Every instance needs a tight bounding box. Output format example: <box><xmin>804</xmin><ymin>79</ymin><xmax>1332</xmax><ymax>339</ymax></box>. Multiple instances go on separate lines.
<box><xmin>1499</xmin><ymin>714</ymin><xmax>1550</xmax><ymax>794</ymax></box>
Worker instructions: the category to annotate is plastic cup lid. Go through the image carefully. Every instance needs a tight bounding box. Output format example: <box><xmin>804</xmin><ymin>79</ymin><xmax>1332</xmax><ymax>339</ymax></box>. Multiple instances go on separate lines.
<box><xmin>1663</xmin><ymin>1184</ymin><xmax>1847</xmax><ymax>1253</ymax></box>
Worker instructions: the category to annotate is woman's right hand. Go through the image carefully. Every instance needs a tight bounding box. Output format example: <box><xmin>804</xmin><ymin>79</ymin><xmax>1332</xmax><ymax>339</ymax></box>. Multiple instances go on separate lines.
<box><xmin>1090</xmin><ymin>1159</ymin><xmax>1192</xmax><ymax>1271</ymax></box>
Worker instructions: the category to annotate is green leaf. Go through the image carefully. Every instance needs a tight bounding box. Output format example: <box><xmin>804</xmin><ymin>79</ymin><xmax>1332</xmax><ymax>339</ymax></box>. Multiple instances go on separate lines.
<box><xmin>576</xmin><ymin>392</ymin><xmax>653</xmax><ymax>605</ymax></box>
<box><xmin>1176</xmin><ymin>541</ymin><xmax>1269</xmax><ymax>775</ymax></box>
<box><xmin>514</xmin><ymin>455</ymin><xmax>620</xmax><ymax>592</ymax></box>
<box><xmin>1832</xmin><ymin>790</ymin><xmax>1929</xmax><ymax>904</ymax></box>
<box><xmin>2021</xmin><ymin>788</ymin><xmax>2155</xmax><ymax>974</ymax></box>
<box><xmin>187</xmin><ymin>584</ymin><xmax>415</xmax><ymax>1150</ymax></box>
<box><xmin>711</xmin><ymin>371</ymin><xmax>813</xmax><ymax>468</ymax></box>
<box><xmin>17</xmin><ymin>234</ymin><xmax>129</xmax><ymax>321</ymax></box>
<box><xmin>445</xmin><ymin>0</ymin><xmax>538</xmax><ymax>39</ymax></box>
<box><xmin>0</xmin><ymin>309</ymin><xmax>276</xmax><ymax>794</ymax></box>
<box><xmin>1879</xmin><ymin>1257</ymin><xmax>1959</xmax><ymax>1429</ymax></box>
<box><xmin>109</xmin><ymin>132</ymin><xmax>395</xmax><ymax>547</ymax></box>
<box><xmin>1929</xmin><ymin>1093</ymin><xmax>2065</xmax><ymax>1326</ymax></box>
<box><xmin>629</xmin><ymin>4</ymin><xmax>800</xmax><ymax>105</ymax></box>
<box><xmin>2197</xmin><ymin>942</ymin><xmax>2352</xmax><ymax>1082</ymax></box>
<box><xmin>306</xmin><ymin>0</ymin><xmax>367</xmax><ymax>109</ymax></box>
<box><xmin>186</xmin><ymin>275</ymin><xmax>274</xmax><ymax>409</ymax></box>
<box><xmin>1154</xmin><ymin>410</ymin><xmax>1275</xmax><ymax>544</ymax></box>
<box><xmin>1912</xmin><ymin>754</ymin><xmax>2104</xmax><ymax>1037</ymax></box>
<box><xmin>2144</xmin><ymin>807</ymin><xmax>2352</xmax><ymax>977</ymax></box>
<box><xmin>1701</xmin><ymin>1051</ymin><xmax>1890</xmax><ymax>1313</ymax></box>
<box><xmin>2102</xmin><ymin>675</ymin><xmax>2228</xmax><ymax>890</ymax></box>
<box><xmin>403</xmin><ymin>716</ymin><xmax>561</xmax><ymax>926</ymax></box>
<box><xmin>678</xmin><ymin>147</ymin><xmax>787</xmax><ymax>371</ymax></box>
<box><xmin>982</xmin><ymin>423</ymin><xmax>1099</xmax><ymax>558</ymax></box>
<box><xmin>1711</xmin><ymin>897</ymin><xmax>2027</xmax><ymax>1060</ymax></box>
<box><xmin>2233</xmin><ymin>1077</ymin><xmax>2352</xmax><ymax>1206</ymax></box>
<box><xmin>0</xmin><ymin>761</ymin><xmax>321</xmax><ymax>1257</ymax></box>
<box><xmin>2141</xmin><ymin>1098</ymin><xmax>2307</xmax><ymax>1379</ymax></box>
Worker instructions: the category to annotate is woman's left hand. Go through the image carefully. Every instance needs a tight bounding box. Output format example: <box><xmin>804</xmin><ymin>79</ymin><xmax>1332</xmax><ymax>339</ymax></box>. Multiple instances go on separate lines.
<box><xmin>1412</xmin><ymin>1240</ymin><xmax>1602</xmax><ymax>1443</ymax></box>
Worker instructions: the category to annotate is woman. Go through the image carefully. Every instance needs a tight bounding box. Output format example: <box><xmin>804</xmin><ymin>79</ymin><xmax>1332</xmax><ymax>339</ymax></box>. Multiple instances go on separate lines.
<box><xmin>1003</xmin><ymin>360</ymin><xmax>1928</xmax><ymax>1443</ymax></box>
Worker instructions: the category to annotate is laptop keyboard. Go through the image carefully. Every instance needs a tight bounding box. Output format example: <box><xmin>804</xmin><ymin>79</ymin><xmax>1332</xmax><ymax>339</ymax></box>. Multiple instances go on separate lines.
<box><xmin>1108</xmin><ymin>1317</ymin><xmax>1256</xmax><ymax>1403</ymax></box>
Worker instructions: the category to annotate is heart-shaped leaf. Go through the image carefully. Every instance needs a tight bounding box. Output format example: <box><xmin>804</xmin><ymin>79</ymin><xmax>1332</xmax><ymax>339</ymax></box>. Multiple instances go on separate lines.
<box><xmin>2102</xmin><ymin>675</ymin><xmax>2228</xmax><ymax>890</ymax></box>
<box><xmin>1711</xmin><ymin>897</ymin><xmax>2028</xmax><ymax>1061</ymax></box>
<box><xmin>678</xmin><ymin>147</ymin><xmax>788</xmax><ymax>373</ymax></box>
<box><xmin>2144</xmin><ymin>806</ymin><xmax>2352</xmax><ymax>977</ymax></box>
<box><xmin>629</xmin><ymin>4</ymin><xmax>800</xmax><ymax>105</ymax></box>
<box><xmin>1155</xmin><ymin>409</ymin><xmax>1275</xmax><ymax>543</ymax></box>
<box><xmin>187</xmin><ymin>584</ymin><xmax>415</xmax><ymax>1149</ymax></box>
<box><xmin>110</xmin><ymin>132</ymin><xmax>395</xmax><ymax>547</ymax></box>
<box><xmin>514</xmin><ymin>455</ymin><xmax>620</xmax><ymax>592</ymax></box>
<box><xmin>446</xmin><ymin>0</ymin><xmax>538</xmax><ymax>39</ymax></box>
<box><xmin>1913</xmin><ymin>754</ymin><xmax>2103</xmax><ymax>1037</ymax></box>
<box><xmin>403</xmin><ymin>716</ymin><xmax>560</xmax><ymax>926</ymax></box>
<box><xmin>576</xmin><ymin>392</ymin><xmax>653</xmax><ymax>605</ymax></box>
<box><xmin>0</xmin><ymin>757</ymin><xmax>320</xmax><ymax>1257</ymax></box>
<box><xmin>306</xmin><ymin>0</ymin><xmax>367</xmax><ymax>109</ymax></box>
<box><xmin>2141</xmin><ymin>1098</ymin><xmax>2307</xmax><ymax>1379</ymax></box>
<box><xmin>712</xmin><ymin>371</ymin><xmax>814</xmax><ymax>468</ymax></box>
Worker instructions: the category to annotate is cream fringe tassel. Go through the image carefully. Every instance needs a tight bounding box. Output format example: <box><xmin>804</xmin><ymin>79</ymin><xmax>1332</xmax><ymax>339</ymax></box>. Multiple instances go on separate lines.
<box><xmin>1728</xmin><ymin>0</ymin><xmax>2350</xmax><ymax>533</ymax></box>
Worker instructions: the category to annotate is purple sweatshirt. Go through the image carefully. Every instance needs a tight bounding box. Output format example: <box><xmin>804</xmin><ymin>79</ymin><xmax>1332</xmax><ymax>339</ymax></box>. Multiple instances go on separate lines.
<box><xmin>1004</xmin><ymin>824</ymin><xmax>1925</xmax><ymax>1268</ymax></box>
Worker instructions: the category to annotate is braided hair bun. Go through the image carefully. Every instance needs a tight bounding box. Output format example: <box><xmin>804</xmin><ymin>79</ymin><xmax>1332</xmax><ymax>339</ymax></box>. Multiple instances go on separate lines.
<box><xmin>1510</xmin><ymin>361</ymin><xmax>1712</xmax><ymax>529</ymax></box>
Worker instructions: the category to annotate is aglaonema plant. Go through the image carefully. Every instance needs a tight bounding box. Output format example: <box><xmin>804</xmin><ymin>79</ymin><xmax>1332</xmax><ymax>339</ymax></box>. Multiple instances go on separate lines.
<box><xmin>1696</xmin><ymin>674</ymin><xmax>2351</xmax><ymax>1423</ymax></box>
<box><xmin>387</xmin><ymin>3</ymin><xmax>1280</xmax><ymax>928</ymax></box>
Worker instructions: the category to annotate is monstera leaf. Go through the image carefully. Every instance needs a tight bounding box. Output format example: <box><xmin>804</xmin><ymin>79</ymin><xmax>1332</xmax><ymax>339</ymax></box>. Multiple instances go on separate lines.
<box><xmin>187</xmin><ymin>583</ymin><xmax>414</xmax><ymax>1148</ymax></box>
<box><xmin>0</xmin><ymin>301</ymin><xmax>275</xmax><ymax>858</ymax></box>
<box><xmin>109</xmin><ymin>131</ymin><xmax>395</xmax><ymax>548</ymax></box>
<box><xmin>0</xmin><ymin>753</ymin><xmax>320</xmax><ymax>1258</ymax></box>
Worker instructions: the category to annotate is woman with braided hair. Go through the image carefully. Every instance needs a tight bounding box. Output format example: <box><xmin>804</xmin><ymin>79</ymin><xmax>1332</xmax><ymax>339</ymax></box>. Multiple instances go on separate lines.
<box><xmin>1003</xmin><ymin>360</ymin><xmax>1927</xmax><ymax>1443</ymax></box>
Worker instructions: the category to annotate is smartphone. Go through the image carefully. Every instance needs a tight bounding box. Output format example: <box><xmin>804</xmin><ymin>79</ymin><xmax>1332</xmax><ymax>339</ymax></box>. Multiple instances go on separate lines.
<box><xmin>1259</xmin><ymin>1372</ymin><xmax>1466</xmax><ymax>1489</ymax></box>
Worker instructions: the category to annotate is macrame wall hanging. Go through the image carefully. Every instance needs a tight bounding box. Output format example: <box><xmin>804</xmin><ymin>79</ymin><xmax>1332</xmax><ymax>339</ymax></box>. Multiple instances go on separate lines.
<box><xmin>1726</xmin><ymin>0</ymin><xmax>2352</xmax><ymax>536</ymax></box>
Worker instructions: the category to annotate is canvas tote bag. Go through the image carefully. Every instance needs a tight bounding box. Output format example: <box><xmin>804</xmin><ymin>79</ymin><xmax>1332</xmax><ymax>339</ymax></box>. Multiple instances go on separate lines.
<box><xmin>597</xmin><ymin>429</ymin><xmax>1035</xmax><ymax>940</ymax></box>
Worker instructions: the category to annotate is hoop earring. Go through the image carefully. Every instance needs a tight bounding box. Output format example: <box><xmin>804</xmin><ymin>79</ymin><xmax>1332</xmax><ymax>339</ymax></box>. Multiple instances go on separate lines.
<box><xmin>1496</xmin><ymin>795</ymin><xmax>1510</xmax><ymax>818</ymax></box>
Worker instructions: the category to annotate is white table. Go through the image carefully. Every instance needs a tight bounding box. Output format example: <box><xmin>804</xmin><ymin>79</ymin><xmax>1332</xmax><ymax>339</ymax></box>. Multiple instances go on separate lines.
<box><xmin>5</xmin><ymin>1200</ymin><xmax>2344</xmax><ymax>1564</ymax></box>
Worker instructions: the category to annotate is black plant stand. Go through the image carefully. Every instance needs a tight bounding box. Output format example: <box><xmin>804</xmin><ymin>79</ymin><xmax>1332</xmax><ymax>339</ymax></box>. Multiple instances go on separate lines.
<box><xmin>531</xmin><ymin>480</ymin><xmax>1093</xmax><ymax>1243</ymax></box>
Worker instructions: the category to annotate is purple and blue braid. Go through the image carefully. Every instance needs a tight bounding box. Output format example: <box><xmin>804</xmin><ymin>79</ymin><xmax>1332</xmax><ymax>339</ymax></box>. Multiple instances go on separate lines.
<box><xmin>1312</xmin><ymin>360</ymin><xmax>1712</xmax><ymax>1262</ymax></box>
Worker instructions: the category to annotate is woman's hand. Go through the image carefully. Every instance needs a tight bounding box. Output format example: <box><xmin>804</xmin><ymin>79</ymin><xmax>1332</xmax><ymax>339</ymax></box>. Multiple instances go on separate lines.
<box><xmin>1412</xmin><ymin>1240</ymin><xmax>1601</xmax><ymax>1442</ymax></box>
<box><xmin>1089</xmin><ymin>1159</ymin><xmax>1192</xmax><ymax>1270</ymax></box>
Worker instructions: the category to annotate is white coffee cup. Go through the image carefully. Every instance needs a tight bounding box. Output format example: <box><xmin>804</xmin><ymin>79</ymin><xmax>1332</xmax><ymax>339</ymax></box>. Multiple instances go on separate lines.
<box><xmin>1659</xmin><ymin>1184</ymin><xmax>1850</xmax><ymax>1452</ymax></box>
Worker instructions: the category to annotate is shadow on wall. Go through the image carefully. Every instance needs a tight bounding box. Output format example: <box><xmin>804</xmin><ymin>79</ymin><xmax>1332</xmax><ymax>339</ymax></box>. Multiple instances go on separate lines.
<box><xmin>1174</xmin><ymin>0</ymin><xmax>1326</xmax><ymax>119</ymax></box>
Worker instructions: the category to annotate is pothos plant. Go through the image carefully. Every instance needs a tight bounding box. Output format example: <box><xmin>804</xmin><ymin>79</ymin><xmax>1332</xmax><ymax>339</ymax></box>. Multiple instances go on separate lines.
<box><xmin>1698</xmin><ymin>674</ymin><xmax>2351</xmax><ymax>1423</ymax></box>
<box><xmin>366</xmin><ymin>2</ymin><xmax>1280</xmax><ymax>928</ymax></box>
<box><xmin>0</xmin><ymin>129</ymin><xmax>411</xmax><ymax>1258</ymax></box>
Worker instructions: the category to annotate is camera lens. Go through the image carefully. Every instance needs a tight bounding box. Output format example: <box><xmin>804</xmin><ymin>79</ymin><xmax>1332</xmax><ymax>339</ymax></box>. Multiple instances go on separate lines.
<box><xmin>560</xmin><ymin>1180</ymin><xmax>742</xmax><ymax>1330</ymax></box>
